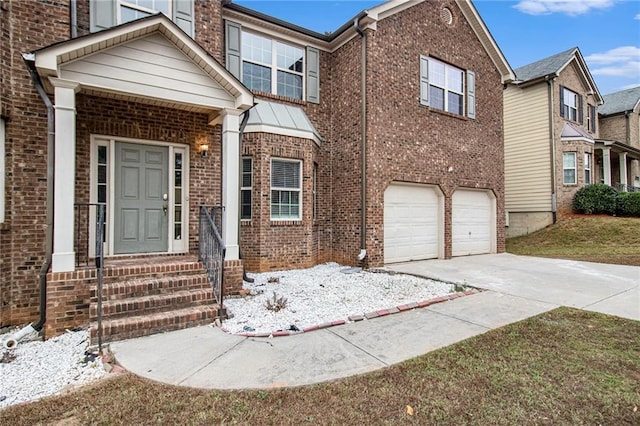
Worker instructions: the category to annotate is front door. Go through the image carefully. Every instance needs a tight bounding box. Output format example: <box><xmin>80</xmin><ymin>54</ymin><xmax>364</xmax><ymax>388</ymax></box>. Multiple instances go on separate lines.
<box><xmin>114</xmin><ymin>142</ymin><xmax>169</xmax><ymax>254</ymax></box>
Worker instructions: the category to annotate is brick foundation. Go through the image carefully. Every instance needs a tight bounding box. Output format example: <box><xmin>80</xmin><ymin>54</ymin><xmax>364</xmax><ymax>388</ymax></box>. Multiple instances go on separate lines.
<box><xmin>45</xmin><ymin>269</ymin><xmax>94</xmax><ymax>338</ymax></box>
<box><xmin>223</xmin><ymin>260</ymin><xmax>244</xmax><ymax>295</ymax></box>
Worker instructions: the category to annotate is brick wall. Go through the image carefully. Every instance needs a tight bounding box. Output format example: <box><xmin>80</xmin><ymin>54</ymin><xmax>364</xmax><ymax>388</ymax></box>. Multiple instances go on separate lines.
<box><xmin>599</xmin><ymin>114</ymin><xmax>627</xmax><ymax>146</ymax></box>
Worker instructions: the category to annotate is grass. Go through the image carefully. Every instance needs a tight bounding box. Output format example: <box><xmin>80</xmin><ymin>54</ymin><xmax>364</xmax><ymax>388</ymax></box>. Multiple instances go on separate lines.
<box><xmin>1</xmin><ymin>308</ymin><xmax>639</xmax><ymax>425</ymax></box>
<box><xmin>507</xmin><ymin>215</ymin><xmax>640</xmax><ymax>266</ymax></box>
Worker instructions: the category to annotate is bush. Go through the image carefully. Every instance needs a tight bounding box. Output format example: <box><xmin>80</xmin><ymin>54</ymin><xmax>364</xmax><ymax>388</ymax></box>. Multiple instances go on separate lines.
<box><xmin>572</xmin><ymin>184</ymin><xmax>618</xmax><ymax>215</ymax></box>
<box><xmin>616</xmin><ymin>192</ymin><xmax>640</xmax><ymax>217</ymax></box>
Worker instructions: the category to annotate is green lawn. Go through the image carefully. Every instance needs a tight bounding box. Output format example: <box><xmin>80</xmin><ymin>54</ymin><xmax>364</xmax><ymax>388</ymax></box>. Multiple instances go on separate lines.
<box><xmin>2</xmin><ymin>308</ymin><xmax>639</xmax><ymax>425</ymax></box>
<box><xmin>507</xmin><ymin>215</ymin><xmax>640</xmax><ymax>266</ymax></box>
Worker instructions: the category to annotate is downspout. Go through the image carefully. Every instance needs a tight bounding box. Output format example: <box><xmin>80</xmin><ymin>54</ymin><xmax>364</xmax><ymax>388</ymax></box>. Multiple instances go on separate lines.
<box><xmin>547</xmin><ymin>76</ymin><xmax>557</xmax><ymax>224</ymax></box>
<box><xmin>70</xmin><ymin>0</ymin><xmax>78</xmax><ymax>38</ymax></box>
<box><xmin>4</xmin><ymin>54</ymin><xmax>55</xmax><ymax>349</ymax></box>
<box><xmin>237</xmin><ymin>108</ymin><xmax>254</xmax><ymax>283</ymax></box>
<box><xmin>355</xmin><ymin>16</ymin><xmax>367</xmax><ymax>263</ymax></box>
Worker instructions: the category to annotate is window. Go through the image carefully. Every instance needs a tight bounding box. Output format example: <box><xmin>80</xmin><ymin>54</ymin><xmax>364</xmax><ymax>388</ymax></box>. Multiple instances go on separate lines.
<box><xmin>584</xmin><ymin>153</ymin><xmax>592</xmax><ymax>184</ymax></box>
<box><xmin>586</xmin><ymin>105</ymin><xmax>597</xmax><ymax>133</ymax></box>
<box><xmin>420</xmin><ymin>56</ymin><xmax>474</xmax><ymax>118</ymax></box>
<box><xmin>312</xmin><ymin>162</ymin><xmax>317</xmax><ymax>221</ymax></box>
<box><xmin>271</xmin><ymin>159</ymin><xmax>301</xmax><ymax>220</ymax></box>
<box><xmin>174</xmin><ymin>152</ymin><xmax>183</xmax><ymax>240</ymax></box>
<box><xmin>560</xmin><ymin>86</ymin><xmax>583</xmax><ymax>123</ymax></box>
<box><xmin>563</xmin><ymin>152</ymin><xmax>577</xmax><ymax>185</ymax></box>
<box><xmin>0</xmin><ymin>118</ymin><xmax>4</xmax><ymax>223</ymax></box>
<box><xmin>241</xmin><ymin>157</ymin><xmax>253</xmax><ymax>220</ymax></box>
<box><xmin>119</xmin><ymin>0</ymin><xmax>170</xmax><ymax>24</ymax></box>
<box><xmin>242</xmin><ymin>32</ymin><xmax>304</xmax><ymax>100</ymax></box>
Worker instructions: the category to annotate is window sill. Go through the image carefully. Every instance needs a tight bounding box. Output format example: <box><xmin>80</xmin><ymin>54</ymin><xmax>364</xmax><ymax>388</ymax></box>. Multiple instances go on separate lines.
<box><xmin>421</xmin><ymin>104</ymin><xmax>469</xmax><ymax>121</ymax></box>
<box><xmin>254</xmin><ymin>91</ymin><xmax>306</xmax><ymax>106</ymax></box>
<box><xmin>270</xmin><ymin>220</ymin><xmax>303</xmax><ymax>227</ymax></box>
<box><xmin>240</xmin><ymin>220</ymin><xmax>252</xmax><ymax>227</ymax></box>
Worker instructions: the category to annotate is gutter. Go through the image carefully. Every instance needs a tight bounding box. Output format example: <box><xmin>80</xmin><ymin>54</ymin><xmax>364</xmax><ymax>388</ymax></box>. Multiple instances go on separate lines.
<box><xmin>70</xmin><ymin>0</ymin><xmax>78</xmax><ymax>38</ymax></box>
<box><xmin>354</xmin><ymin>16</ymin><xmax>367</xmax><ymax>263</ymax></box>
<box><xmin>5</xmin><ymin>54</ymin><xmax>55</xmax><ymax>348</ymax></box>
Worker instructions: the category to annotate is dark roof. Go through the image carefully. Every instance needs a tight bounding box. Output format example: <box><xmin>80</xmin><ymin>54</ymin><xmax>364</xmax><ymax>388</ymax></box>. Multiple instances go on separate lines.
<box><xmin>514</xmin><ymin>47</ymin><xmax>577</xmax><ymax>82</ymax></box>
<box><xmin>599</xmin><ymin>86</ymin><xmax>640</xmax><ymax>115</ymax></box>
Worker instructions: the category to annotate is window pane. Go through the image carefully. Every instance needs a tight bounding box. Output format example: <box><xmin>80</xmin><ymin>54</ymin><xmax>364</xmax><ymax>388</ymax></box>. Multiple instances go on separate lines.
<box><xmin>242</xmin><ymin>32</ymin><xmax>272</xmax><ymax>64</ymax></box>
<box><xmin>174</xmin><ymin>223</ymin><xmax>182</xmax><ymax>240</ymax></box>
<box><xmin>447</xmin><ymin>67</ymin><xmax>463</xmax><ymax>93</ymax></box>
<box><xmin>563</xmin><ymin>153</ymin><xmax>576</xmax><ymax>168</ymax></box>
<box><xmin>564</xmin><ymin>170</ymin><xmax>576</xmax><ymax>184</ymax></box>
<box><xmin>121</xmin><ymin>6</ymin><xmax>149</xmax><ymax>23</ymax></box>
<box><xmin>277</xmin><ymin>71</ymin><xmax>303</xmax><ymax>100</ymax></box>
<box><xmin>277</xmin><ymin>43</ymin><xmax>303</xmax><ymax>73</ymax></box>
<box><xmin>241</xmin><ymin>190</ymin><xmax>252</xmax><ymax>220</ymax></box>
<box><xmin>242</xmin><ymin>62</ymin><xmax>271</xmax><ymax>93</ymax></box>
<box><xmin>272</xmin><ymin>161</ymin><xmax>300</xmax><ymax>189</ymax></box>
<box><xmin>98</xmin><ymin>146</ymin><xmax>107</xmax><ymax>164</ymax></box>
<box><xmin>447</xmin><ymin>92</ymin><xmax>463</xmax><ymax>115</ymax></box>
<box><xmin>97</xmin><ymin>185</ymin><xmax>106</xmax><ymax>203</ymax></box>
<box><xmin>429</xmin><ymin>60</ymin><xmax>445</xmax><ymax>87</ymax></box>
<box><xmin>429</xmin><ymin>86</ymin><xmax>445</xmax><ymax>110</ymax></box>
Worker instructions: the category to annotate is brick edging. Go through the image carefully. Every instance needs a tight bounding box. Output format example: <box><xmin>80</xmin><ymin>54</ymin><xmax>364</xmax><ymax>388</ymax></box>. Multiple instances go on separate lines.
<box><xmin>226</xmin><ymin>288</ymin><xmax>485</xmax><ymax>338</ymax></box>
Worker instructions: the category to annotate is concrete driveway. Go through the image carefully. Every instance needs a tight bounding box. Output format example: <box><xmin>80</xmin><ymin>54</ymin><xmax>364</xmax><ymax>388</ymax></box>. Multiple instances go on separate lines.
<box><xmin>388</xmin><ymin>253</ymin><xmax>640</xmax><ymax>321</ymax></box>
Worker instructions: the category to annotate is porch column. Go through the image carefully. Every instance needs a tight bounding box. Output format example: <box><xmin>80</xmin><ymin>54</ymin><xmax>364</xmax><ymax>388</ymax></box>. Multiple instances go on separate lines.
<box><xmin>221</xmin><ymin>109</ymin><xmax>242</xmax><ymax>261</ymax></box>
<box><xmin>619</xmin><ymin>152</ymin><xmax>628</xmax><ymax>191</ymax></box>
<box><xmin>601</xmin><ymin>147</ymin><xmax>612</xmax><ymax>186</ymax></box>
<box><xmin>50</xmin><ymin>78</ymin><xmax>80</xmax><ymax>272</ymax></box>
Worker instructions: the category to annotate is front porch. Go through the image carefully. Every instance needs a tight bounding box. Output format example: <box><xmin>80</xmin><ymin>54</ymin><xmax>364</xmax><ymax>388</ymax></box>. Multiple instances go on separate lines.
<box><xmin>594</xmin><ymin>140</ymin><xmax>640</xmax><ymax>192</ymax></box>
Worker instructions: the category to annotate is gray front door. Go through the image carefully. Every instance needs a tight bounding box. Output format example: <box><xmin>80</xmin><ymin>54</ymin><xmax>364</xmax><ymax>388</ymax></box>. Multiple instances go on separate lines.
<box><xmin>114</xmin><ymin>142</ymin><xmax>169</xmax><ymax>254</ymax></box>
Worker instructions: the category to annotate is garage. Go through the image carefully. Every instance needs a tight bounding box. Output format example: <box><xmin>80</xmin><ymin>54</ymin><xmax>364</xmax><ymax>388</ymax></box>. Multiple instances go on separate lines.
<box><xmin>384</xmin><ymin>183</ymin><xmax>443</xmax><ymax>263</ymax></box>
<box><xmin>452</xmin><ymin>189</ymin><xmax>495</xmax><ymax>256</ymax></box>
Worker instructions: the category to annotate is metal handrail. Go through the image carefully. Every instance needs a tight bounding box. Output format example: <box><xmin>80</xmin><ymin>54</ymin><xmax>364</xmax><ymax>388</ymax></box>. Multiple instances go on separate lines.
<box><xmin>199</xmin><ymin>205</ymin><xmax>226</xmax><ymax>317</ymax></box>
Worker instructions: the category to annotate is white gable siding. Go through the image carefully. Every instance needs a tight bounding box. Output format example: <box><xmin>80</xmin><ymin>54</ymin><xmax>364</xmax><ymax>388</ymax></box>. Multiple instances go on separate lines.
<box><xmin>60</xmin><ymin>34</ymin><xmax>235</xmax><ymax>109</ymax></box>
<box><xmin>504</xmin><ymin>83</ymin><xmax>552</xmax><ymax>212</ymax></box>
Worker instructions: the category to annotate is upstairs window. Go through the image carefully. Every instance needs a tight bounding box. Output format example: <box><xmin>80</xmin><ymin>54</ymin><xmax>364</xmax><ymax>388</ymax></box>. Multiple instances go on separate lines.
<box><xmin>271</xmin><ymin>159</ymin><xmax>301</xmax><ymax>220</ymax></box>
<box><xmin>420</xmin><ymin>56</ymin><xmax>475</xmax><ymax>118</ymax></box>
<box><xmin>560</xmin><ymin>86</ymin><xmax>583</xmax><ymax>124</ymax></box>
<box><xmin>587</xmin><ymin>104</ymin><xmax>597</xmax><ymax>133</ymax></box>
<box><xmin>563</xmin><ymin>152</ymin><xmax>577</xmax><ymax>185</ymax></box>
<box><xmin>242</xmin><ymin>32</ymin><xmax>304</xmax><ymax>100</ymax></box>
<box><xmin>119</xmin><ymin>0</ymin><xmax>170</xmax><ymax>23</ymax></box>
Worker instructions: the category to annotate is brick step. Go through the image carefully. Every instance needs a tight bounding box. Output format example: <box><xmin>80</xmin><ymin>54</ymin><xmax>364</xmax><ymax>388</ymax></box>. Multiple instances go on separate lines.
<box><xmin>90</xmin><ymin>288</ymin><xmax>215</xmax><ymax>320</ymax></box>
<box><xmin>98</xmin><ymin>256</ymin><xmax>205</xmax><ymax>285</ymax></box>
<box><xmin>94</xmin><ymin>274</ymin><xmax>211</xmax><ymax>301</ymax></box>
<box><xmin>90</xmin><ymin>305</ymin><xmax>220</xmax><ymax>344</ymax></box>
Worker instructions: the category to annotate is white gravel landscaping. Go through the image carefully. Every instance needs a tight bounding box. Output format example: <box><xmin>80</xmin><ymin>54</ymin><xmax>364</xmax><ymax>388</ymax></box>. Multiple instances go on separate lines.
<box><xmin>0</xmin><ymin>328</ymin><xmax>107</xmax><ymax>409</ymax></box>
<box><xmin>223</xmin><ymin>262</ymin><xmax>458</xmax><ymax>334</ymax></box>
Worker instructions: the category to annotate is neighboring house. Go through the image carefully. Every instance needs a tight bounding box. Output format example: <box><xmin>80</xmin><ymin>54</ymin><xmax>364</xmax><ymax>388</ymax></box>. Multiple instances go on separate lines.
<box><xmin>597</xmin><ymin>86</ymin><xmax>640</xmax><ymax>191</ymax></box>
<box><xmin>503</xmin><ymin>47</ymin><xmax>604</xmax><ymax>237</ymax></box>
<box><xmin>0</xmin><ymin>0</ymin><xmax>513</xmax><ymax>342</ymax></box>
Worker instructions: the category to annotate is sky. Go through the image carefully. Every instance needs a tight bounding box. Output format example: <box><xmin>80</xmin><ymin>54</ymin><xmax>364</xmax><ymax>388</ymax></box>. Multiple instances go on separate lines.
<box><xmin>235</xmin><ymin>0</ymin><xmax>640</xmax><ymax>96</ymax></box>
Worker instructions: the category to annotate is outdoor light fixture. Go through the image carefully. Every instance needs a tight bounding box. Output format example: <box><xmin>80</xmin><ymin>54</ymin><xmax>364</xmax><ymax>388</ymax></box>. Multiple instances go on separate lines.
<box><xmin>199</xmin><ymin>143</ymin><xmax>209</xmax><ymax>158</ymax></box>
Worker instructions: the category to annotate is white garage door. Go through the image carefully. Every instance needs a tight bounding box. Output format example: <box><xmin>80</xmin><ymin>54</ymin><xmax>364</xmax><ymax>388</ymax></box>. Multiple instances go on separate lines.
<box><xmin>384</xmin><ymin>184</ymin><xmax>440</xmax><ymax>263</ymax></box>
<box><xmin>452</xmin><ymin>189</ymin><xmax>494</xmax><ymax>256</ymax></box>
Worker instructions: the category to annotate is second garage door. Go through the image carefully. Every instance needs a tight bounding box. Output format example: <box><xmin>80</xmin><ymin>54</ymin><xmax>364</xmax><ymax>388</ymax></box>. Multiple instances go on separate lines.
<box><xmin>452</xmin><ymin>189</ymin><xmax>494</xmax><ymax>256</ymax></box>
<box><xmin>384</xmin><ymin>184</ymin><xmax>441</xmax><ymax>263</ymax></box>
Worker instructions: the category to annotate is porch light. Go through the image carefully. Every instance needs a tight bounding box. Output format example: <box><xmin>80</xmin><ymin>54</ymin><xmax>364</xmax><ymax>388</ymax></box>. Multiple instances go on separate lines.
<box><xmin>199</xmin><ymin>143</ymin><xmax>209</xmax><ymax>158</ymax></box>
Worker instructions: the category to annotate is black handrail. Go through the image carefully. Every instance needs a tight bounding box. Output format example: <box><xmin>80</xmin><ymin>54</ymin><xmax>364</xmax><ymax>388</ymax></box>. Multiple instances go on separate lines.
<box><xmin>199</xmin><ymin>206</ymin><xmax>226</xmax><ymax>317</ymax></box>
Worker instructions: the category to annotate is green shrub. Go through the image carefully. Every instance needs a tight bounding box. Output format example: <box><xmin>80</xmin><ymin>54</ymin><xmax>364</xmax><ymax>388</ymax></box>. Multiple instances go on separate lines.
<box><xmin>616</xmin><ymin>192</ymin><xmax>640</xmax><ymax>217</ymax></box>
<box><xmin>572</xmin><ymin>184</ymin><xmax>618</xmax><ymax>215</ymax></box>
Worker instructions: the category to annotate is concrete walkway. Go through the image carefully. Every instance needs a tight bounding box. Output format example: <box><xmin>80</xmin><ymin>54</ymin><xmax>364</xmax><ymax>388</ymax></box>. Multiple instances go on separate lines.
<box><xmin>110</xmin><ymin>254</ymin><xmax>639</xmax><ymax>390</ymax></box>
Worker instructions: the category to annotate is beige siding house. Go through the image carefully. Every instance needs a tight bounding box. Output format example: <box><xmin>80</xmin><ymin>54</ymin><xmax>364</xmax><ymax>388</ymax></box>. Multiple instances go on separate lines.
<box><xmin>504</xmin><ymin>48</ymin><xmax>603</xmax><ymax>237</ymax></box>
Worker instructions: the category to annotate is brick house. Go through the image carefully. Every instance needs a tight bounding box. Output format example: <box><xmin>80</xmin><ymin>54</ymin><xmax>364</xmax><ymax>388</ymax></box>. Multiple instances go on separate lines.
<box><xmin>597</xmin><ymin>86</ymin><xmax>640</xmax><ymax>191</ymax></box>
<box><xmin>503</xmin><ymin>47</ymin><xmax>606</xmax><ymax>237</ymax></box>
<box><xmin>0</xmin><ymin>0</ymin><xmax>513</xmax><ymax>342</ymax></box>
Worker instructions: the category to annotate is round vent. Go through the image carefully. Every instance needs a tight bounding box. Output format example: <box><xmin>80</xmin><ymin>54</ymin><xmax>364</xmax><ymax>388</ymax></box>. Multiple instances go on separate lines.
<box><xmin>441</xmin><ymin>7</ymin><xmax>453</xmax><ymax>25</ymax></box>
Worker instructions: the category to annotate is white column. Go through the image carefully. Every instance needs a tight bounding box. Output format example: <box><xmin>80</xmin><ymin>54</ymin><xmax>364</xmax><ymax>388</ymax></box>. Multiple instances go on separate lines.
<box><xmin>619</xmin><ymin>152</ymin><xmax>628</xmax><ymax>191</ymax></box>
<box><xmin>601</xmin><ymin>147</ymin><xmax>612</xmax><ymax>186</ymax></box>
<box><xmin>50</xmin><ymin>78</ymin><xmax>80</xmax><ymax>272</ymax></box>
<box><xmin>221</xmin><ymin>109</ymin><xmax>242</xmax><ymax>261</ymax></box>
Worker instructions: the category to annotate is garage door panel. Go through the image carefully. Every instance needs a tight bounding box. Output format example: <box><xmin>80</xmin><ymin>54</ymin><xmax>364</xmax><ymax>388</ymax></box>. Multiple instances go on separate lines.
<box><xmin>384</xmin><ymin>184</ymin><xmax>440</xmax><ymax>263</ymax></box>
<box><xmin>452</xmin><ymin>190</ymin><xmax>493</xmax><ymax>256</ymax></box>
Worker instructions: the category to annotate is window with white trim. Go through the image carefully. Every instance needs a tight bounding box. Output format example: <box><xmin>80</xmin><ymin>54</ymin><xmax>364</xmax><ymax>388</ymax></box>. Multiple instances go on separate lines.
<box><xmin>119</xmin><ymin>0</ymin><xmax>170</xmax><ymax>24</ymax></box>
<box><xmin>241</xmin><ymin>157</ymin><xmax>252</xmax><ymax>220</ymax></box>
<box><xmin>563</xmin><ymin>152</ymin><xmax>577</xmax><ymax>185</ymax></box>
<box><xmin>586</xmin><ymin>104</ymin><xmax>597</xmax><ymax>133</ymax></box>
<box><xmin>0</xmin><ymin>118</ymin><xmax>5</xmax><ymax>223</ymax></box>
<box><xmin>420</xmin><ymin>56</ymin><xmax>474</xmax><ymax>118</ymax></box>
<box><xmin>561</xmin><ymin>87</ymin><xmax>579</xmax><ymax>122</ymax></box>
<box><xmin>242</xmin><ymin>31</ymin><xmax>304</xmax><ymax>100</ymax></box>
<box><xmin>584</xmin><ymin>153</ymin><xmax>592</xmax><ymax>184</ymax></box>
<box><xmin>271</xmin><ymin>159</ymin><xmax>301</xmax><ymax>220</ymax></box>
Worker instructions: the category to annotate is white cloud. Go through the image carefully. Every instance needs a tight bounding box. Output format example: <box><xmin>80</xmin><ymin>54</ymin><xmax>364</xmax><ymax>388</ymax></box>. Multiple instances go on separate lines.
<box><xmin>635</xmin><ymin>14</ymin><xmax>640</xmax><ymax>20</ymax></box>
<box><xmin>514</xmin><ymin>0</ymin><xmax>614</xmax><ymax>16</ymax></box>
<box><xmin>585</xmin><ymin>47</ymin><xmax>640</xmax><ymax>78</ymax></box>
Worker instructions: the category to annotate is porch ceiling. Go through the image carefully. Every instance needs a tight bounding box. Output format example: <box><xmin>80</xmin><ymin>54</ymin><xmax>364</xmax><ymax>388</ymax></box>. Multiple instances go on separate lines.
<box><xmin>33</xmin><ymin>14</ymin><xmax>253</xmax><ymax>115</ymax></box>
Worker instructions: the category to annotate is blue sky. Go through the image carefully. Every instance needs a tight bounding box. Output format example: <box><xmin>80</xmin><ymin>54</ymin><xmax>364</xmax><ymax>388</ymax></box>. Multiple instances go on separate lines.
<box><xmin>235</xmin><ymin>0</ymin><xmax>640</xmax><ymax>95</ymax></box>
